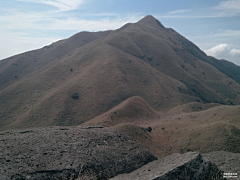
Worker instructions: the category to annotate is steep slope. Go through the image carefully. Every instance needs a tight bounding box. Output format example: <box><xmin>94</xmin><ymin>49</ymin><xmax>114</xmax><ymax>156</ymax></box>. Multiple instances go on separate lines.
<box><xmin>206</xmin><ymin>57</ymin><xmax>240</xmax><ymax>84</ymax></box>
<box><xmin>1</xmin><ymin>15</ymin><xmax>240</xmax><ymax>130</ymax></box>
<box><xmin>105</xmin><ymin>15</ymin><xmax>240</xmax><ymax>105</ymax></box>
<box><xmin>165</xmin><ymin>26</ymin><xmax>240</xmax><ymax>84</ymax></box>
<box><xmin>0</xmin><ymin>40</ymin><xmax>192</xmax><ymax>130</ymax></box>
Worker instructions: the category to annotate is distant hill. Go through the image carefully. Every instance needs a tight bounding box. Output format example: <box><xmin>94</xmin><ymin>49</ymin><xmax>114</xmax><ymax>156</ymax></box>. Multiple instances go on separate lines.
<box><xmin>1</xmin><ymin>15</ymin><xmax>240</xmax><ymax>131</ymax></box>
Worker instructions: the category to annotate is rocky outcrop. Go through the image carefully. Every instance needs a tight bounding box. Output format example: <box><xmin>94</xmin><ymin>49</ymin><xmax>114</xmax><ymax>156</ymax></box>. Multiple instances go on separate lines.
<box><xmin>203</xmin><ymin>151</ymin><xmax>240</xmax><ymax>177</ymax></box>
<box><xmin>110</xmin><ymin>152</ymin><xmax>221</xmax><ymax>180</ymax></box>
<box><xmin>0</xmin><ymin>126</ymin><xmax>156</xmax><ymax>180</ymax></box>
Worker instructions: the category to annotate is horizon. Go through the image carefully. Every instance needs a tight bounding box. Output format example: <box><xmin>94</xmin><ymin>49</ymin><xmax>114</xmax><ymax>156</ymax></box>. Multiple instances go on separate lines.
<box><xmin>0</xmin><ymin>0</ymin><xmax>240</xmax><ymax>65</ymax></box>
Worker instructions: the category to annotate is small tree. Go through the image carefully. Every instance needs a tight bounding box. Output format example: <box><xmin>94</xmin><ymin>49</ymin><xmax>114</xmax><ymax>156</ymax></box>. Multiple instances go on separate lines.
<box><xmin>146</xmin><ymin>127</ymin><xmax>152</xmax><ymax>132</ymax></box>
<box><xmin>71</xmin><ymin>93</ymin><xmax>79</xmax><ymax>99</ymax></box>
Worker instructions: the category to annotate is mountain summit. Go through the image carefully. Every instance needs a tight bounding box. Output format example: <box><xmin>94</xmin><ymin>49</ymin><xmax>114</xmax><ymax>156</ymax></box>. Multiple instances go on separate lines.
<box><xmin>137</xmin><ymin>15</ymin><xmax>165</xmax><ymax>28</ymax></box>
<box><xmin>1</xmin><ymin>15</ymin><xmax>240</xmax><ymax>130</ymax></box>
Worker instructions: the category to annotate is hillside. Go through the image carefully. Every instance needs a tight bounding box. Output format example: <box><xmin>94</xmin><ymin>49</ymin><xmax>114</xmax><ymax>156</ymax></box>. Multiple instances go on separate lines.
<box><xmin>83</xmin><ymin>96</ymin><xmax>162</xmax><ymax>126</ymax></box>
<box><xmin>1</xmin><ymin>15</ymin><xmax>240</xmax><ymax>131</ymax></box>
<box><xmin>84</xmin><ymin>97</ymin><xmax>240</xmax><ymax>158</ymax></box>
<box><xmin>120</xmin><ymin>103</ymin><xmax>240</xmax><ymax>158</ymax></box>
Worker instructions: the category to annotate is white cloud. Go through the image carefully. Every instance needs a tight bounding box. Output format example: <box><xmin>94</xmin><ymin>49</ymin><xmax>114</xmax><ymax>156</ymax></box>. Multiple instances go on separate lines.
<box><xmin>204</xmin><ymin>44</ymin><xmax>240</xmax><ymax>65</ymax></box>
<box><xmin>190</xmin><ymin>30</ymin><xmax>240</xmax><ymax>41</ymax></box>
<box><xmin>230</xmin><ymin>48</ymin><xmax>240</xmax><ymax>56</ymax></box>
<box><xmin>213</xmin><ymin>0</ymin><xmax>240</xmax><ymax>17</ymax></box>
<box><xmin>45</xmin><ymin>15</ymin><xmax>140</xmax><ymax>31</ymax></box>
<box><xmin>0</xmin><ymin>31</ymin><xmax>61</xmax><ymax>60</ymax></box>
<box><xmin>214</xmin><ymin>0</ymin><xmax>240</xmax><ymax>11</ymax></box>
<box><xmin>160</xmin><ymin>0</ymin><xmax>240</xmax><ymax>18</ymax></box>
<box><xmin>0</xmin><ymin>2</ymin><xmax>140</xmax><ymax>31</ymax></box>
<box><xmin>205</xmin><ymin>44</ymin><xmax>230</xmax><ymax>57</ymax></box>
<box><xmin>1</xmin><ymin>12</ymin><xmax>135</xmax><ymax>31</ymax></box>
<box><xmin>169</xmin><ymin>9</ymin><xmax>191</xmax><ymax>14</ymax></box>
<box><xmin>0</xmin><ymin>13</ymin><xmax>140</xmax><ymax>60</ymax></box>
<box><xmin>17</xmin><ymin>0</ymin><xmax>84</xmax><ymax>12</ymax></box>
<box><xmin>0</xmin><ymin>0</ymin><xmax>141</xmax><ymax>60</ymax></box>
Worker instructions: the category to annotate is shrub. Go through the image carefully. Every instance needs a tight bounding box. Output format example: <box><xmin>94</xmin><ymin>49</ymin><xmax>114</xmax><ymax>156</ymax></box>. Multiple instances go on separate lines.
<box><xmin>71</xmin><ymin>93</ymin><xmax>79</xmax><ymax>99</ymax></box>
<box><xmin>146</xmin><ymin>127</ymin><xmax>152</xmax><ymax>132</ymax></box>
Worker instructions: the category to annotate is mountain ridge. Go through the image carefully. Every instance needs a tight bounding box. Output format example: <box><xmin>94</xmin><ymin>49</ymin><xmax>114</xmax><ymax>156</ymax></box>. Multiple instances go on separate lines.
<box><xmin>1</xmin><ymin>15</ymin><xmax>240</xmax><ymax>131</ymax></box>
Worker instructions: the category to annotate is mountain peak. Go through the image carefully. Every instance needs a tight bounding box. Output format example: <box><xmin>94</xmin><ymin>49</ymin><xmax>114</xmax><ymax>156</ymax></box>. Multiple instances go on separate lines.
<box><xmin>141</xmin><ymin>15</ymin><xmax>157</xmax><ymax>21</ymax></box>
<box><xmin>137</xmin><ymin>15</ymin><xmax>165</xmax><ymax>28</ymax></box>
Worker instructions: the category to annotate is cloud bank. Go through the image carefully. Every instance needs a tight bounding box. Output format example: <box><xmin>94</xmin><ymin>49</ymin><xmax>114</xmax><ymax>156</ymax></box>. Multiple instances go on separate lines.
<box><xmin>205</xmin><ymin>44</ymin><xmax>240</xmax><ymax>65</ymax></box>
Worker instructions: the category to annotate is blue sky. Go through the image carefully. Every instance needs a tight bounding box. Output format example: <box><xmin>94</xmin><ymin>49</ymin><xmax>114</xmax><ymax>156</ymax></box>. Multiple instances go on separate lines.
<box><xmin>0</xmin><ymin>0</ymin><xmax>240</xmax><ymax>65</ymax></box>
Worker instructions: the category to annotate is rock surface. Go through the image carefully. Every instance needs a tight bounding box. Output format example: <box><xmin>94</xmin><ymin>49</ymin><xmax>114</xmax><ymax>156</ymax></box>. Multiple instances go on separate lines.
<box><xmin>203</xmin><ymin>151</ymin><xmax>240</xmax><ymax>177</ymax></box>
<box><xmin>110</xmin><ymin>152</ymin><xmax>221</xmax><ymax>180</ymax></box>
<box><xmin>0</xmin><ymin>125</ymin><xmax>156</xmax><ymax>180</ymax></box>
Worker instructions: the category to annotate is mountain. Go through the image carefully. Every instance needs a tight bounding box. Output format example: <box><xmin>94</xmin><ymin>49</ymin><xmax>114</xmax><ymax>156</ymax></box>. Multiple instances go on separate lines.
<box><xmin>1</xmin><ymin>15</ymin><xmax>240</xmax><ymax>131</ymax></box>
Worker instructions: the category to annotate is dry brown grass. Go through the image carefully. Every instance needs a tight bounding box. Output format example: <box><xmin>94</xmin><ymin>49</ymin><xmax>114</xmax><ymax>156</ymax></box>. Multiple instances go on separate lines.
<box><xmin>85</xmin><ymin>99</ymin><xmax>240</xmax><ymax>158</ymax></box>
<box><xmin>1</xmin><ymin>15</ymin><xmax>240</xmax><ymax>131</ymax></box>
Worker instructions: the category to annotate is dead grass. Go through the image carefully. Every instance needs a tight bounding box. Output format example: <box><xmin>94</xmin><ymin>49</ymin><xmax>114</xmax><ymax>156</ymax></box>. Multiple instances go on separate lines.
<box><xmin>1</xmin><ymin>15</ymin><xmax>240</xmax><ymax>133</ymax></box>
<box><xmin>85</xmin><ymin>100</ymin><xmax>240</xmax><ymax>158</ymax></box>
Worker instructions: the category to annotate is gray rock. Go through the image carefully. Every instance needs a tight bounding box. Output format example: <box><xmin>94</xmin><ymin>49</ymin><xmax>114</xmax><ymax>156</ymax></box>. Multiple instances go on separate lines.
<box><xmin>203</xmin><ymin>151</ymin><xmax>240</xmax><ymax>177</ymax></box>
<box><xmin>110</xmin><ymin>152</ymin><xmax>221</xmax><ymax>180</ymax></box>
<box><xmin>0</xmin><ymin>125</ymin><xmax>156</xmax><ymax>180</ymax></box>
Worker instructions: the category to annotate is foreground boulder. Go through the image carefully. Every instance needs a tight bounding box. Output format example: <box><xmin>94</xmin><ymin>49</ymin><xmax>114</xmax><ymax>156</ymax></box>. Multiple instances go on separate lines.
<box><xmin>203</xmin><ymin>151</ymin><xmax>240</xmax><ymax>177</ymax></box>
<box><xmin>0</xmin><ymin>126</ymin><xmax>156</xmax><ymax>180</ymax></box>
<box><xmin>111</xmin><ymin>152</ymin><xmax>221</xmax><ymax>180</ymax></box>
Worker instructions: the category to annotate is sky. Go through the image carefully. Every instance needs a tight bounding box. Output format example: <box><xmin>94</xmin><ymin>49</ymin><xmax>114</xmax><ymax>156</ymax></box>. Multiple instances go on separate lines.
<box><xmin>0</xmin><ymin>0</ymin><xmax>240</xmax><ymax>65</ymax></box>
